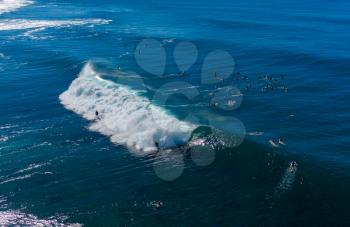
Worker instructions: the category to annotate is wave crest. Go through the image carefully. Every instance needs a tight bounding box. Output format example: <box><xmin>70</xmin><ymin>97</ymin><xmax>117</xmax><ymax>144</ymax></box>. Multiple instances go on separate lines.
<box><xmin>59</xmin><ymin>63</ymin><xmax>196</xmax><ymax>155</ymax></box>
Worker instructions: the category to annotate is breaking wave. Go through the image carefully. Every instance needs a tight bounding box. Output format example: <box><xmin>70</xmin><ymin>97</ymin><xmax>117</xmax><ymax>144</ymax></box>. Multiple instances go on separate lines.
<box><xmin>59</xmin><ymin>62</ymin><xmax>196</xmax><ymax>155</ymax></box>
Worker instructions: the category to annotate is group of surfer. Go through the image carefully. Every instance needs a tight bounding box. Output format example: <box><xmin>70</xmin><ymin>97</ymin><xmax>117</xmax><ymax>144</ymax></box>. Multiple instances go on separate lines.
<box><xmin>243</xmin><ymin>73</ymin><xmax>289</xmax><ymax>93</ymax></box>
<box><xmin>206</xmin><ymin>71</ymin><xmax>289</xmax><ymax>108</ymax></box>
<box><xmin>95</xmin><ymin>39</ymin><xmax>300</xmax><ymax>196</ymax></box>
<box><xmin>211</xmin><ymin>71</ymin><xmax>289</xmax><ymax>93</ymax></box>
<box><xmin>258</xmin><ymin>74</ymin><xmax>288</xmax><ymax>92</ymax></box>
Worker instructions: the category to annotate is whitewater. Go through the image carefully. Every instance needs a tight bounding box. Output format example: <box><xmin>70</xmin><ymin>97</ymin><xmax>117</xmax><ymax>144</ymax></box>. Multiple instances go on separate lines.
<box><xmin>0</xmin><ymin>0</ymin><xmax>33</xmax><ymax>14</ymax></box>
<box><xmin>0</xmin><ymin>19</ymin><xmax>111</xmax><ymax>31</ymax></box>
<box><xmin>59</xmin><ymin>63</ymin><xmax>196</xmax><ymax>155</ymax></box>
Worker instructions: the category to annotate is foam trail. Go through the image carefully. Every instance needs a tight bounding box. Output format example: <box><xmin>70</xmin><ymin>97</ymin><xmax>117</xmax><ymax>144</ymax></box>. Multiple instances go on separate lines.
<box><xmin>0</xmin><ymin>0</ymin><xmax>33</xmax><ymax>14</ymax></box>
<box><xmin>59</xmin><ymin>63</ymin><xmax>196</xmax><ymax>155</ymax></box>
<box><xmin>276</xmin><ymin>162</ymin><xmax>298</xmax><ymax>192</ymax></box>
<box><xmin>265</xmin><ymin>162</ymin><xmax>298</xmax><ymax>207</ymax></box>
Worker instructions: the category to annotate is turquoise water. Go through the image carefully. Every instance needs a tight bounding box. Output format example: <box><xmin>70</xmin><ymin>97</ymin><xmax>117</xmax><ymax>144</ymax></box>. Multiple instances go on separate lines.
<box><xmin>1</xmin><ymin>0</ymin><xmax>350</xmax><ymax>226</ymax></box>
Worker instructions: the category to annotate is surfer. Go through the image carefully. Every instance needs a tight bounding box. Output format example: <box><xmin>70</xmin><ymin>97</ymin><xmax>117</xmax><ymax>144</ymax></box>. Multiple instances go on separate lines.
<box><xmin>248</xmin><ymin>131</ymin><xmax>263</xmax><ymax>136</ymax></box>
<box><xmin>269</xmin><ymin>139</ymin><xmax>279</xmax><ymax>147</ymax></box>
<box><xmin>279</xmin><ymin>138</ymin><xmax>286</xmax><ymax>145</ymax></box>
<box><xmin>95</xmin><ymin>110</ymin><xmax>100</xmax><ymax>120</ymax></box>
<box><xmin>155</xmin><ymin>142</ymin><xmax>160</xmax><ymax>151</ymax></box>
<box><xmin>155</xmin><ymin>201</ymin><xmax>163</xmax><ymax>209</ymax></box>
<box><xmin>261</xmin><ymin>85</ymin><xmax>268</xmax><ymax>92</ymax></box>
<box><xmin>287</xmin><ymin>161</ymin><xmax>298</xmax><ymax>174</ymax></box>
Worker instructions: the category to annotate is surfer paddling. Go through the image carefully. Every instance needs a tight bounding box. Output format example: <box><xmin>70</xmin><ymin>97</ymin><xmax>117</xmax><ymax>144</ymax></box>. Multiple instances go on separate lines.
<box><xmin>279</xmin><ymin>138</ymin><xmax>286</xmax><ymax>146</ymax></box>
<box><xmin>269</xmin><ymin>138</ymin><xmax>286</xmax><ymax>147</ymax></box>
<box><xmin>154</xmin><ymin>201</ymin><xmax>163</xmax><ymax>209</ymax></box>
<box><xmin>269</xmin><ymin>139</ymin><xmax>279</xmax><ymax>147</ymax></box>
<box><xmin>288</xmin><ymin>161</ymin><xmax>298</xmax><ymax>174</ymax></box>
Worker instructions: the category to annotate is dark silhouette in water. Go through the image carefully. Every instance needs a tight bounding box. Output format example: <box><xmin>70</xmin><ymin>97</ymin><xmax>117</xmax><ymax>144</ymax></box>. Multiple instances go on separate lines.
<box><xmin>279</xmin><ymin>138</ymin><xmax>286</xmax><ymax>145</ymax></box>
<box><xmin>95</xmin><ymin>110</ymin><xmax>101</xmax><ymax>120</ymax></box>
<box><xmin>155</xmin><ymin>142</ymin><xmax>160</xmax><ymax>150</ymax></box>
<box><xmin>155</xmin><ymin>201</ymin><xmax>163</xmax><ymax>209</ymax></box>
<box><xmin>291</xmin><ymin>161</ymin><xmax>297</xmax><ymax>167</ymax></box>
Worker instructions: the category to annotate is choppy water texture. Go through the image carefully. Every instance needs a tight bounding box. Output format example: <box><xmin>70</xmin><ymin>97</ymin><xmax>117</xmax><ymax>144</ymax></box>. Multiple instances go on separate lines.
<box><xmin>1</xmin><ymin>0</ymin><xmax>350</xmax><ymax>226</ymax></box>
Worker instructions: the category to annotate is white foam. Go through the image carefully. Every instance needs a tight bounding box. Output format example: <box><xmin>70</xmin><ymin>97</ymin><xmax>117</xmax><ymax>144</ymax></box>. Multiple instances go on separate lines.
<box><xmin>0</xmin><ymin>19</ymin><xmax>111</xmax><ymax>31</ymax></box>
<box><xmin>59</xmin><ymin>63</ymin><xmax>196</xmax><ymax>155</ymax></box>
<box><xmin>0</xmin><ymin>124</ymin><xmax>17</xmax><ymax>129</ymax></box>
<box><xmin>276</xmin><ymin>163</ymin><xmax>298</xmax><ymax>192</ymax></box>
<box><xmin>0</xmin><ymin>210</ymin><xmax>81</xmax><ymax>226</ymax></box>
<box><xmin>0</xmin><ymin>136</ymin><xmax>9</xmax><ymax>142</ymax></box>
<box><xmin>0</xmin><ymin>0</ymin><xmax>33</xmax><ymax>14</ymax></box>
<box><xmin>14</xmin><ymin>162</ymin><xmax>49</xmax><ymax>174</ymax></box>
<box><xmin>0</xmin><ymin>173</ymin><xmax>37</xmax><ymax>184</ymax></box>
<box><xmin>0</xmin><ymin>171</ymin><xmax>52</xmax><ymax>185</ymax></box>
<box><xmin>22</xmin><ymin>27</ymin><xmax>50</xmax><ymax>40</ymax></box>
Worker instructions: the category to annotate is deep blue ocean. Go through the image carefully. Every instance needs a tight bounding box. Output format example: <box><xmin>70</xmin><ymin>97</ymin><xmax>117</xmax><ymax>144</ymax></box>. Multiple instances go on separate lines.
<box><xmin>1</xmin><ymin>0</ymin><xmax>350</xmax><ymax>226</ymax></box>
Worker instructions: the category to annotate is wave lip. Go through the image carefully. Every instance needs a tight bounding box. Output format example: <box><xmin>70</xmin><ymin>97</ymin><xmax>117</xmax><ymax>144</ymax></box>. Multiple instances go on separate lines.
<box><xmin>0</xmin><ymin>0</ymin><xmax>33</xmax><ymax>14</ymax></box>
<box><xmin>0</xmin><ymin>19</ymin><xmax>111</xmax><ymax>31</ymax></box>
<box><xmin>59</xmin><ymin>63</ymin><xmax>196</xmax><ymax>155</ymax></box>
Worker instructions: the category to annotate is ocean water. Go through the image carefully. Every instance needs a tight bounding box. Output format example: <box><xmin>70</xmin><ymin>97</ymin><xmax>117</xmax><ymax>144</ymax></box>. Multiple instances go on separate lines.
<box><xmin>1</xmin><ymin>0</ymin><xmax>350</xmax><ymax>226</ymax></box>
